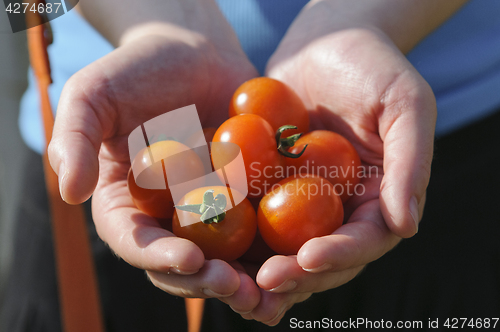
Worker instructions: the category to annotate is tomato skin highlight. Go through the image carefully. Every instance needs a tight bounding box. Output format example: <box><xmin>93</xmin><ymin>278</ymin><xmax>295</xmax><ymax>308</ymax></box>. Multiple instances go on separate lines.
<box><xmin>286</xmin><ymin>130</ymin><xmax>362</xmax><ymax>202</ymax></box>
<box><xmin>257</xmin><ymin>174</ymin><xmax>343</xmax><ymax>255</ymax></box>
<box><xmin>128</xmin><ymin>140</ymin><xmax>205</xmax><ymax>219</ymax></box>
<box><xmin>229</xmin><ymin>77</ymin><xmax>309</xmax><ymax>136</ymax></box>
<box><xmin>212</xmin><ymin>114</ymin><xmax>284</xmax><ymax>197</ymax></box>
<box><xmin>172</xmin><ymin>186</ymin><xmax>257</xmax><ymax>261</ymax></box>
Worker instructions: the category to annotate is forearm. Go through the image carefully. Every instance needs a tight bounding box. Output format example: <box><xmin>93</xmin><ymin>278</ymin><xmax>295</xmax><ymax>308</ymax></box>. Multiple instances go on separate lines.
<box><xmin>75</xmin><ymin>0</ymin><xmax>238</xmax><ymax>48</ymax></box>
<box><xmin>298</xmin><ymin>0</ymin><xmax>469</xmax><ymax>53</ymax></box>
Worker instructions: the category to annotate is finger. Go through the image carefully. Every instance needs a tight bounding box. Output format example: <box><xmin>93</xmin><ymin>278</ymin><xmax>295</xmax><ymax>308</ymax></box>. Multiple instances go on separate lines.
<box><xmin>92</xmin><ymin>179</ymin><xmax>205</xmax><ymax>274</ymax></box>
<box><xmin>147</xmin><ymin>259</ymin><xmax>240</xmax><ymax>298</ymax></box>
<box><xmin>248</xmin><ymin>290</ymin><xmax>311</xmax><ymax>326</ymax></box>
<box><xmin>48</xmin><ymin>69</ymin><xmax>114</xmax><ymax>204</ymax></box>
<box><xmin>296</xmin><ymin>199</ymin><xmax>401</xmax><ymax>273</ymax></box>
<box><xmin>218</xmin><ymin>262</ymin><xmax>261</xmax><ymax>315</ymax></box>
<box><xmin>378</xmin><ymin>73</ymin><xmax>436</xmax><ymax>237</ymax></box>
<box><xmin>257</xmin><ymin>255</ymin><xmax>363</xmax><ymax>295</ymax></box>
<box><xmin>97</xmin><ymin>206</ymin><xmax>206</xmax><ymax>274</ymax></box>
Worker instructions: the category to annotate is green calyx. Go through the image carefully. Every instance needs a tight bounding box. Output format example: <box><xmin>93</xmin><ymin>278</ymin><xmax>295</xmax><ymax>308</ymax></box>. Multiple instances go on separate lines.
<box><xmin>276</xmin><ymin>125</ymin><xmax>308</xmax><ymax>158</ymax></box>
<box><xmin>175</xmin><ymin>189</ymin><xmax>227</xmax><ymax>224</ymax></box>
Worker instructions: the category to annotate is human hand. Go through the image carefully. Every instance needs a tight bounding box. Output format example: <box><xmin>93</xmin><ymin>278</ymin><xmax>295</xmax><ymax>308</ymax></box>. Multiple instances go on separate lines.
<box><xmin>48</xmin><ymin>2</ymin><xmax>260</xmax><ymax>301</ymax></box>
<box><xmin>229</xmin><ymin>0</ymin><xmax>437</xmax><ymax>325</ymax></box>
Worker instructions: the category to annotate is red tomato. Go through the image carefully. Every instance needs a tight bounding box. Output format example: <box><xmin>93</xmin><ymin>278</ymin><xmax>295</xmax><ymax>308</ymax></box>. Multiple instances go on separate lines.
<box><xmin>257</xmin><ymin>174</ymin><xmax>343</xmax><ymax>255</ymax></box>
<box><xmin>229</xmin><ymin>77</ymin><xmax>309</xmax><ymax>136</ymax></box>
<box><xmin>127</xmin><ymin>168</ymin><xmax>175</xmax><ymax>221</ymax></box>
<box><xmin>172</xmin><ymin>186</ymin><xmax>257</xmax><ymax>261</ymax></box>
<box><xmin>212</xmin><ymin>114</ymin><xmax>284</xmax><ymax>197</ymax></box>
<box><xmin>286</xmin><ymin>130</ymin><xmax>361</xmax><ymax>202</ymax></box>
<box><xmin>128</xmin><ymin>140</ymin><xmax>205</xmax><ymax>219</ymax></box>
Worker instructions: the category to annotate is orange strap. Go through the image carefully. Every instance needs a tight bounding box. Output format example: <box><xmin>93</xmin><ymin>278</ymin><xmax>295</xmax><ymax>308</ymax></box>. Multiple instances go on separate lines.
<box><xmin>186</xmin><ymin>298</ymin><xmax>205</xmax><ymax>332</ymax></box>
<box><xmin>26</xmin><ymin>6</ymin><xmax>105</xmax><ymax>332</ymax></box>
<box><xmin>26</xmin><ymin>4</ymin><xmax>204</xmax><ymax>332</ymax></box>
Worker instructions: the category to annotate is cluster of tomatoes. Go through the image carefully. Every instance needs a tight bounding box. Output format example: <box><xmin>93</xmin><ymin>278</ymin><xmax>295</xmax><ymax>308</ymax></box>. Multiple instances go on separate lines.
<box><xmin>128</xmin><ymin>77</ymin><xmax>361</xmax><ymax>262</ymax></box>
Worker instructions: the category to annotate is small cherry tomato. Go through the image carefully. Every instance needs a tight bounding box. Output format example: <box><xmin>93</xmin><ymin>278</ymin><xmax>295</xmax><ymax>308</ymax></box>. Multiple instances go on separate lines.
<box><xmin>286</xmin><ymin>130</ymin><xmax>362</xmax><ymax>202</ymax></box>
<box><xmin>172</xmin><ymin>186</ymin><xmax>257</xmax><ymax>261</ymax></box>
<box><xmin>229</xmin><ymin>77</ymin><xmax>309</xmax><ymax>136</ymax></box>
<box><xmin>212</xmin><ymin>114</ymin><xmax>284</xmax><ymax>197</ymax></box>
<box><xmin>128</xmin><ymin>139</ymin><xmax>205</xmax><ymax>219</ymax></box>
<box><xmin>257</xmin><ymin>174</ymin><xmax>343</xmax><ymax>255</ymax></box>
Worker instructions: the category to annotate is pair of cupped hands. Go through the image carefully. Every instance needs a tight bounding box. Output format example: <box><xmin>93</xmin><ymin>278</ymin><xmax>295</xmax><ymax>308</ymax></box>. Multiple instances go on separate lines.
<box><xmin>48</xmin><ymin>2</ymin><xmax>435</xmax><ymax>326</ymax></box>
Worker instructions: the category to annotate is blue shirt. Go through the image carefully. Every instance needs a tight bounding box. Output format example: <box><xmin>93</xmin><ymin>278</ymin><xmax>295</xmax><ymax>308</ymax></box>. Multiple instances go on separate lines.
<box><xmin>20</xmin><ymin>0</ymin><xmax>500</xmax><ymax>153</ymax></box>
<box><xmin>406</xmin><ymin>0</ymin><xmax>500</xmax><ymax>136</ymax></box>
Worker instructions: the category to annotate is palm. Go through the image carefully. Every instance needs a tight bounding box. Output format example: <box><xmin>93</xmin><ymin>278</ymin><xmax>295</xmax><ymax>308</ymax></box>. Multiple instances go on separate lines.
<box><xmin>268</xmin><ymin>26</ymin><xmax>435</xmax><ymax>228</ymax></box>
<box><xmin>276</xmin><ymin>31</ymin><xmax>398</xmax><ymax>221</ymax></box>
<box><xmin>88</xmin><ymin>35</ymin><xmax>257</xmax><ymax>217</ymax></box>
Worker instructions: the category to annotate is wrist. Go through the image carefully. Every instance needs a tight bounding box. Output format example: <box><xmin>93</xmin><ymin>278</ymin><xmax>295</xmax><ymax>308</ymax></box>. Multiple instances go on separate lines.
<box><xmin>77</xmin><ymin>0</ymin><xmax>239</xmax><ymax>50</ymax></box>
<box><xmin>119</xmin><ymin>23</ymin><xmax>206</xmax><ymax>48</ymax></box>
<box><xmin>300</xmin><ymin>0</ymin><xmax>468</xmax><ymax>54</ymax></box>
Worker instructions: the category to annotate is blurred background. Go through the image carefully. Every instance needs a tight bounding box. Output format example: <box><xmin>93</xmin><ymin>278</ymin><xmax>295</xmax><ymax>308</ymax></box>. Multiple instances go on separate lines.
<box><xmin>0</xmin><ymin>10</ymin><xmax>30</xmax><ymax>314</ymax></box>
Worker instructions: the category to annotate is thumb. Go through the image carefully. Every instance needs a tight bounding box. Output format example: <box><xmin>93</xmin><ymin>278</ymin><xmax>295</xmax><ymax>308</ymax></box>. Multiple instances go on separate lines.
<box><xmin>379</xmin><ymin>79</ymin><xmax>436</xmax><ymax>238</ymax></box>
<box><xmin>48</xmin><ymin>74</ymin><xmax>108</xmax><ymax>204</ymax></box>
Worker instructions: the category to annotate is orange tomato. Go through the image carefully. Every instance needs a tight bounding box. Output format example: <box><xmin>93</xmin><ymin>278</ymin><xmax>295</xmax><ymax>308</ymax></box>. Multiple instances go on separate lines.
<box><xmin>128</xmin><ymin>140</ymin><xmax>205</xmax><ymax>218</ymax></box>
<box><xmin>172</xmin><ymin>186</ymin><xmax>257</xmax><ymax>261</ymax></box>
<box><xmin>286</xmin><ymin>130</ymin><xmax>361</xmax><ymax>202</ymax></box>
<box><xmin>257</xmin><ymin>174</ymin><xmax>343</xmax><ymax>255</ymax></box>
<box><xmin>229</xmin><ymin>77</ymin><xmax>309</xmax><ymax>136</ymax></box>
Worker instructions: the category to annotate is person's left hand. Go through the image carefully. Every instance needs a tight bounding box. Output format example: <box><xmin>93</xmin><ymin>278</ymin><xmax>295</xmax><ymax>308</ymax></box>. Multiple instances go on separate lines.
<box><xmin>48</xmin><ymin>2</ymin><xmax>261</xmax><ymax>304</ymax></box>
<box><xmin>223</xmin><ymin>1</ymin><xmax>436</xmax><ymax>325</ymax></box>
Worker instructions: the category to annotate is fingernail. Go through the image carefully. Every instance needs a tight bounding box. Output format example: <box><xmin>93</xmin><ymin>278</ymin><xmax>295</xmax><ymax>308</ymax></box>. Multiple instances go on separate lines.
<box><xmin>264</xmin><ymin>303</ymin><xmax>288</xmax><ymax>326</ymax></box>
<box><xmin>302</xmin><ymin>263</ymin><xmax>332</xmax><ymax>273</ymax></box>
<box><xmin>409</xmin><ymin>196</ymin><xmax>419</xmax><ymax>233</ymax></box>
<box><xmin>202</xmin><ymin>288</ymin><xmax>234</xmax><ymax>298</ymax></box>
<box><xmin>230</xmin><ymin>306</ymin><xmax>252</xmax><ymax>315</ymax></box>
<box><xmin>267</xmin><ymin>279</ymin><xmax>297</xmax><ymax>293</ymax></box>
<box><xmin>58</xmin><ymin>163</ymin><xmax>67</xmax><ymax>202</ymax></box>
<box><xmin>169</xmin><ymin>267</ymin><xmax>199</xmax><ymax>275</ymax></box>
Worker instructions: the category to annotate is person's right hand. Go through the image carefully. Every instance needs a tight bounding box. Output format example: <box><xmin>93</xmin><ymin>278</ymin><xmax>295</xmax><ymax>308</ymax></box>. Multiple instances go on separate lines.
<box><xmin>222</xmin><ymin>0</ymin><xmax>446</xmax><ymax>324</ymax></box>
<box><xmin>48</xmin><ymin>0</ymin><xmax>261</xmax><ymax>303</ymax></box>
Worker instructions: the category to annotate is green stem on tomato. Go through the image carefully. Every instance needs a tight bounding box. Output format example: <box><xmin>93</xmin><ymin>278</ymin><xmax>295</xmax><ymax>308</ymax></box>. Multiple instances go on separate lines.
<box><xmin>276</xmin><ymin>125</ymin><xmax>308</xmax><ymax>158</ymax></box>
<box><xmin>175</xmin><ymin>189</ymin><xmax>227</xmax><ymax>224</ymax></box>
